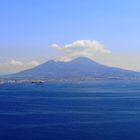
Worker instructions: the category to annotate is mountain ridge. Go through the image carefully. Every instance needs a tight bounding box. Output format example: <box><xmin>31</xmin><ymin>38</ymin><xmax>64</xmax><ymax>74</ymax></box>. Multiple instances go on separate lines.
<box><xmin>2</xmin><ymin>57</ymin><xmax>140</xmax><ymax>81</ymax></box>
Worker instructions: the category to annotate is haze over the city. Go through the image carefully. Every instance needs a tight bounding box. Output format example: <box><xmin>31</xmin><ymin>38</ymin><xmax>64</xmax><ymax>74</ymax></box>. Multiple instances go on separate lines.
<box><xmin>0</xmin><ymin>0</ymin><xmax>140</xmax><ymax>73</ymax></box>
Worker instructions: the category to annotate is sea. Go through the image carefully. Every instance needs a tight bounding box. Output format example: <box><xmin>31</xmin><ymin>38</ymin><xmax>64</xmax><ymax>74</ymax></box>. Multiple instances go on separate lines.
<box><xmin>0</xmin><ymin>80</ymin><xmax>140</xmax><ymax>140</ymax></box>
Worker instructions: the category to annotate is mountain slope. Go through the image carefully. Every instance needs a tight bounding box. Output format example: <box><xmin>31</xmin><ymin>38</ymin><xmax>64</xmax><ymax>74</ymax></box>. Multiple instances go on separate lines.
<box><xmin>8</xmin><ymin>57</ymin><xmax>140</xmax><ymax>80</ymax></box>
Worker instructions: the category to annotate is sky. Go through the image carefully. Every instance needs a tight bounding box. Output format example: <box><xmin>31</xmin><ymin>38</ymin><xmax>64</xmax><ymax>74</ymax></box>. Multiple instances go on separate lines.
<box><xmin>0</xmin><ymin>0</ymin><xmax>140</xmax><ymax>73</ymax></box>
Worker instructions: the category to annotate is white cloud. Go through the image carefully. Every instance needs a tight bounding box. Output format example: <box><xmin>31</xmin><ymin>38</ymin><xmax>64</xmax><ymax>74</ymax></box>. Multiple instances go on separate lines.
<box><xmin>51</xmin><ymin>44</ymin><xmax>62</xmax><ymax>50</ymax></box>
<box><xmin>10</xmin><ymin>59</ymin><xmax>24</xmax><ymax>66</ymax></box>
<box><xmin>0</xmin><ymin>59</ymin><xmax>39</xmax><ymax>68</ymax></box>
<box><xmin>0</xmin><ymin>59</ymin><xmax>40</xmax><ymax>73</ymax></box>
<box><xmin>51</xmin><ymin>40</ymin><xmax>111</xmax><ymax>61</ymax></box>
<box><xmin>27</xmin><ymin>60</ymin><xmax>39</xmax><ymax>66</ymax></box>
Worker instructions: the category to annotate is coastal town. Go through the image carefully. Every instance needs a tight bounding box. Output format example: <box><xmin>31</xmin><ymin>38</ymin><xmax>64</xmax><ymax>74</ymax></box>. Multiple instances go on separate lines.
<box><xmin>1</xmin><ymin>76</ymin><xmax>140</xmax><ymax>84</ymax></box>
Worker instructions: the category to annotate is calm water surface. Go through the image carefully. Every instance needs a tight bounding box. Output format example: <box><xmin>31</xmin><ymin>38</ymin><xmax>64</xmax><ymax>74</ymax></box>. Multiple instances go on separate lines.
<box><xmin>0</xmin><ymin>80</ymin><xmax>140</xmax><ymax>140</ymax></box>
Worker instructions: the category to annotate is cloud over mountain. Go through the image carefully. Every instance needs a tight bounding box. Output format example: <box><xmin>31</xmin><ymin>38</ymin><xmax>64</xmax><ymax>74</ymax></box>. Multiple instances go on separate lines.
<box><xmin>51</xmin><ymin>40</ymin><xmax>111</xmax><ymax>61</ymax></box>
<box><xmin>10</xmin><ymin>59</ymin><xmax>24</xmax><ymax>66</ymax></box>
<box><xmin>0</xmin><ymin>58</ymin><xmax>39</xmax><ymax>73</ymax></box>
<box><xmin>9</xmin><ymin>59</ymin><xmax>39</xmax><ymax>67</ymax></box>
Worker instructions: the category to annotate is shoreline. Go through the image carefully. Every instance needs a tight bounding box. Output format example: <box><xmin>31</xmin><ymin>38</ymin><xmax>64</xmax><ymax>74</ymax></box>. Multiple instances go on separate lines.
<box><xmin>1</xmin><ymin>77</ymin><xmax>140</xmax><ymax>84</ymax></box>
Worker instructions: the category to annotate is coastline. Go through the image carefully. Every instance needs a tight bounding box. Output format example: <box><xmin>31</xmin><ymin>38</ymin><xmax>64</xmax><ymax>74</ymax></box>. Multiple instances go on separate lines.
<box><xmin>1</xmin><ymin>77</ymin><xmax>140</xmax><ymax>84</ymax></box>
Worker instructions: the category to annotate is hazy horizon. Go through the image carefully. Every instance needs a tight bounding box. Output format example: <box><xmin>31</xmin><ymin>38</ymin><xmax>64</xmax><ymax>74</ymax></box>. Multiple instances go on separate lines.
<box><xmin>1</xmin><ymin>0</ymin><xmax>140</xmax><ymax>73</ymax></box>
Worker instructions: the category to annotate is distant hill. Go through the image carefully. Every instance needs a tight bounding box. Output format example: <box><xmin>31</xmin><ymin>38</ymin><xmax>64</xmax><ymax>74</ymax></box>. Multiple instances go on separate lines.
<box><xmin>3</xmin><ymin>57</ymin><xmax>140</xmax><ymax>80</ymax></box>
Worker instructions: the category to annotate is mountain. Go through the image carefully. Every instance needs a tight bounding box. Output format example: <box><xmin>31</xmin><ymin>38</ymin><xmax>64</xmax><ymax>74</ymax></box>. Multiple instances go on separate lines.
<box><xmin>3</xmin><ymin>57</ymin><xmax>140</xmax><ymax>80</ymax></box>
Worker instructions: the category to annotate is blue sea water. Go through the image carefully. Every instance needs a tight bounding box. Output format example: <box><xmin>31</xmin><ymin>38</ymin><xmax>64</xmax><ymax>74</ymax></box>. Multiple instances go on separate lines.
<box><xmin>0</xmin><ymin>80</ymin><xmax>140</xmax><ymax>140</ymax></box>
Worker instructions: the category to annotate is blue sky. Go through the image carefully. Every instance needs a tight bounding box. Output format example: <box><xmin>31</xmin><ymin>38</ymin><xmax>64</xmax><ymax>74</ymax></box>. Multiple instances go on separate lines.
<box><xmin>0</xmin><ymin>0</ymin><xmax>140</xmax><ymax>73</ymax></box>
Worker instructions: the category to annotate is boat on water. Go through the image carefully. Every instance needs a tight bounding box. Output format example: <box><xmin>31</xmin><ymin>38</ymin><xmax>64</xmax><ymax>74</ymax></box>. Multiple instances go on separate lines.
<box><xmin>31</xmin><ymin>81</ymin><xmax>44</xmax><ymax>85</ymax></box>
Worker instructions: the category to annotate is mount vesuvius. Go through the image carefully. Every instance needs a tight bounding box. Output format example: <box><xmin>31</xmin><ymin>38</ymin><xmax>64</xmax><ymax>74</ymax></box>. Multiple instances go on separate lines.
<box><xmin>4</xmin><ymin>57</ymin><xmax>140</xmax><ymax>81</ymax></box>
